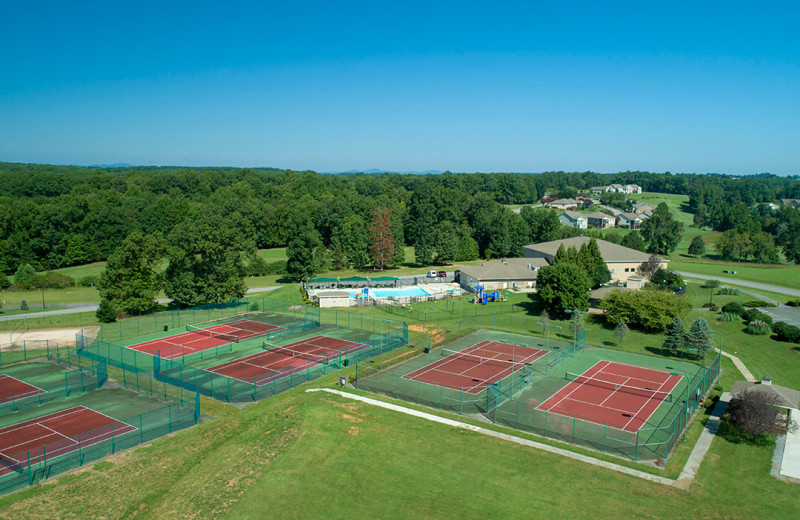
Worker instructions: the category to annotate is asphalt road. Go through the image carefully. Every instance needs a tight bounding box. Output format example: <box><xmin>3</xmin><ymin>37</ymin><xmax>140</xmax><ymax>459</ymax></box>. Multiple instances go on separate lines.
<box><xmin>675</xmin><ymin>272</ymin><xmax>800</xmax><ymax>298</ymax></box>
<box><xmin>0</xmin><ymin>286</ymin><xmax>281</xmax><ymax>323</ymax></box>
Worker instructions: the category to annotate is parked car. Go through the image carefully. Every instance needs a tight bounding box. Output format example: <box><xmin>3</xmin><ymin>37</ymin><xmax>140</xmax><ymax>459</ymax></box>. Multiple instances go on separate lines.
<box><xmin>427</xmin><ymin>270</ymin><xmax>438</xmax><ymax>278</ymax></box>
<box><xmin>438</xmin><ymin>271</ymin><xmax>447</xmax><ymax>278</ymax></box>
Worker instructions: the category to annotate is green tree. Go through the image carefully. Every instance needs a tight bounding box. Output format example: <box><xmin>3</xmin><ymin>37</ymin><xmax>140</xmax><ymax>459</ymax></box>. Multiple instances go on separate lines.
<box><xmin>614</xmin><ymin>321</ymin><xmax>629</xmax><ymax>347</ymax></box>
<box><xmin>621</xmin><ymin>230</ymin><xmax>647</xmax><ymax>252</ymax></box>
<box><xmin>455</xmin><ymin>233</ymin><xmax>480</xmax><ymax>261</ymax></box>
<box><xmin>14</xmin><ymin>263</ymin><xmax>37</xmax><ymax>289</ymax></box>
<box><xmin>20</xmin><ymin>299</ymin><xmax>29</xmax><ymax>311</ymax></box>
<box><xmin>165</xmin><ymin>216</ymin><xmax>249</xmax><ymax>306</ymax></box>
<box><xmin>663</xmin><ymin>316</ymin><xmax>686</xmax><ymax>355</ymax></box>
<box><xmin>686</xmin><ymin>317</ymin><xmax>716</xmax><ymax>352</ymax></box>
<box><xmin>569</xmin><ymin>310</ymin><xmax>584</xmax><ymax>340</ymax></box>
<box><xmin>435</xmin><ymin>221</ymin><xmax>458</xmax><ymax>264</ymax></box>
<box><xmin>286</xmin><ymin>224</ymin><xmax>321</xmax><ymax>282</ymax></box>
<box><xmin>0</xmin><ymin>273</ymin><xmax>10</xmax><ymax>290</ymax></box>
<box><xmin>602</xmin><ymin>287</ymin><xmax>690</xmax><ymax>331</ymax></box>
<box><xmin>96</xmin><ymin>298</ymin><xmax>117</xmax><ymax>323</ymax></box>
<box><xmin>521</xmin><ymin>207</ymin><xmax>562</xmax><ymax>243</ymax></box>
<box><xmin>536</xmin><ymin>262</ymin><xmax>591</xmax><ymax>315</ymax></box>
<box><xmin>639</xmin><ymin>203</ymin><xmax>683</xmax><ymax>254</ymax></box>
<box><xmin>99</xmin><ymin>231</ymin><xmax>165</xmax><ymax>315</ymax></box>
<box><xmin>578</xmin><ymin>239</ymin><xmax>611</xmax><ymax>288</ymax></box>
<box><xmin>688</xmin><ymin>235</ymin><xmax>706</xmax><ymax>257</ymax></box>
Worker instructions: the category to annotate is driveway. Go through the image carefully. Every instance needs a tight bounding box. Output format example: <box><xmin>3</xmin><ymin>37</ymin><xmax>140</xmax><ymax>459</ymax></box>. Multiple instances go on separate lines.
<box><xmin>762</xmin><ymin>306</ymin><xmax>800</xmax><ymax>328</ymax></box>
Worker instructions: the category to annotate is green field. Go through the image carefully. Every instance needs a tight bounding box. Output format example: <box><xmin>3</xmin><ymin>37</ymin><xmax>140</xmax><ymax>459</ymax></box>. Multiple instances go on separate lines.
<box><xmin>0</xmin><ymin>359</ymin><xmax>796</xmax><ymax>519</ymax></box>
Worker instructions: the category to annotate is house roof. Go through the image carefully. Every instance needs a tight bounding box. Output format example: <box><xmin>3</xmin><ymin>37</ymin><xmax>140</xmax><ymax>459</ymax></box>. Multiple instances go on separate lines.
<box><xmin>524</xmin><ymin>236</ymin><xmax>656</xmax><ymax>263</ymax></box>
<box><xmin>459</xmin><ymin>257</ymin><xmax>546</xmax><ymax>281</ymax></box>
<box><xmin>616</xmin><ymin>213</ymin><xmax>641</xmax><ymax>222</ymax></box>
<box><xmin>584</xmin><ymin>212</ymin><xmax>613</xmax><ymax>220</ymax></box>
<box><xmin>317</xmin><ymin>291</ymin><xmax>352</xmax><ymax>298</ymax></box>
<box><xmin>550</xmin><ymin>198</ymin><xmax>579</xmax><ymax>205</ymax></box>
<box><xmin>590</xmin><ymin>186</ymin><xmax>607</xmax><ymax>191</ymax></box>
<box><xmin>731</xmin><ymin>381</ymin><xmax>800</xmax><ymax>409</ymax></box>
<box><xmin>560</xmin><ymin>211</ymin><xmax>586</xmax><ymax>221</ymax></box>
<box><xmin>610</xmin><ymin>183</ymin><xmax>626</xmax><ymax>190</ymax></box>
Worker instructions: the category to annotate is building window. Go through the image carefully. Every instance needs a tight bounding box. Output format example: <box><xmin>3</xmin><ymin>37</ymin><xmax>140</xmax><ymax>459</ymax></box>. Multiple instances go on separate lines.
<box><xmin>611</xmin><ymin>268</ymin><xmax>617</xmax><ymax>274</ymax></box>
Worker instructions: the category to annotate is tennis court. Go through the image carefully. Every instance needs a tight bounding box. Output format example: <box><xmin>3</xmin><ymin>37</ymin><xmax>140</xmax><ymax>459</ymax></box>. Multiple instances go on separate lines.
<box><xmin>207</xmin><ymin>335</ymin><xmax>371</xmax><ymax>385</ymax></box>
<box><xmin>127</xmin><ymin>319</ymin><xmax>284</xmax><ymax>359</ymax></box>
<box><xmin>403</xmin><ymin>340</ymin><xmax>548</xmax><ymax>394</ymax></box>
<box><xmin>0</xmin><ymin>375</ymin><xmax>45</xmax><ymax>405</ymax></box>
<box><xmin>538</xmin><ymin>361</ymin><xmax>683</xmax><ymax>433</ymax></box>
<box><xmin>0</xmin><ymin>405</ymin><xmax>137</xmax><ymax>476</ymax></box>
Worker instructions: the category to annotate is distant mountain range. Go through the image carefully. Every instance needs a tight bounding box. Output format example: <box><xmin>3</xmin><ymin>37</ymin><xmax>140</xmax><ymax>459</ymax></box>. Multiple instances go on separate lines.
<box><xmin>324</xmin><ymin>169</ymin><xmax>445</xmax><ymax>175</ymax></box>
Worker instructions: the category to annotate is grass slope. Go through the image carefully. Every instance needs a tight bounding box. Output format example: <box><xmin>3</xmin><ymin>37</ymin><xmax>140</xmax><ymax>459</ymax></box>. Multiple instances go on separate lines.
<box><xmin>0</xmin><ymin>370</ymin><xmax>796</xmax><ymax>520</ymax></box>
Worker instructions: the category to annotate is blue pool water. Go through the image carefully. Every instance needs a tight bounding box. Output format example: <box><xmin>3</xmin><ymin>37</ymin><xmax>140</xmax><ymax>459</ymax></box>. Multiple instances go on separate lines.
<box><xmin>346</xmin><ymin>287</ymin><xmax>430</xmax><ymax>298</ymax></box>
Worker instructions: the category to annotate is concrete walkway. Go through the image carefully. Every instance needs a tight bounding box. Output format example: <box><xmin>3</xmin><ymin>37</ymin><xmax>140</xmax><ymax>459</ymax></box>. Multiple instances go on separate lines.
<box><xmin>717</xmin><ymin>349</ymin><xmax>757</xmax><ymax>382</ymax></box>
<box><xmin>675</xmin><ymin>392</ymin><xmax>729</xmax><ymax>489</ymax></box>
<box><xmin>307</xmin><ymin>388</ymin><xmax>721</xmax><ymax>489</ymax></box>
<box><xmin>780</xmin><ymin>409</ymin><xmax>800</xmax><ymax>481</ymax></box>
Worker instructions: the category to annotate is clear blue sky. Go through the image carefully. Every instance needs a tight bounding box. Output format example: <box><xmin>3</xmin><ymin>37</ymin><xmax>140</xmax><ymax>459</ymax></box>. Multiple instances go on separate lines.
<box><xmin>1</xmin><ymin>1</ymin><xmax>798</xmax><ymax>175</ymax></box>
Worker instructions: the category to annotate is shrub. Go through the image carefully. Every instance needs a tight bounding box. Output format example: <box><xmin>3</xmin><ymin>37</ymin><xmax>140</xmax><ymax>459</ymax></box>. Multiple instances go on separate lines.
<box><xmin>742</xmin><ymin>299</ymin><xmax>777</xmax><ymax>308</ymax></box>
<box><xmin>773</xmin><ymin>321</ymin><xmax>800</xmax><ymax>343</ymax></box>
<box><xmin>96</xmin><ymin>299</ymin><xmax>117</xmax><ymax>323</ymax></box>
<box><xmin>721</xmin><ymin>302</ymin><xmax>745</xmax><ymax>316</ymax></box>
<box><xmin>20</xmin><ymin>299</ymin><xmax>29</xmax><ymax>311</ymax></box>
<box><xmin>702</xmin><ymin>279</ymin><xmax>720</xmax><ymax>289</ymax></box>
<box><xmin>38</xmin><ymin>272</ymin><xmax>76</xmax><ymax>289</ymax></box>
<box><xmin>786</xmin><ymin>299</ymin><xmax>800</xmax><ymax>307</ymax></box>
<box><xmin>746</xmin><ymin>320</ymin><xmax>771</xmax><ymax>335</ymax></box>
<box><xmin>717</xmin><ymin>287</ymin><xmax>741</xmax><ymax>296</ymax></box>
<box><xmin>0</xmin><ymin>273</ymin><xmax>10</xmax><ymax>289</ymax></box>
<box><xmin>78</xmin><ymin>275</ymin><xmax>101</xmax><ymax>287</ymax></box>
<box><xmin>742</xmin><ymin>308</ymin><xmax>772</xmax><ymax>325</ymax></box>
<box><xmin>718</xmin><ymin>312</ymin><xmax>739</xmax><ymax>322</ymax></box>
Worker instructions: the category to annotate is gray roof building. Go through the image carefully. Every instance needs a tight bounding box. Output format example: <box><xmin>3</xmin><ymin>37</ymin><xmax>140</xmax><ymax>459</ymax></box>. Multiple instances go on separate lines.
<box><xmin>731</xmin><ymin>380</ymin><xmax>800</xmax><ymax>409</ymax></box>
<box><xmin>523</xmin><ymin>237</ymin><xmax>653</xmax><ymax>264</ymax></box>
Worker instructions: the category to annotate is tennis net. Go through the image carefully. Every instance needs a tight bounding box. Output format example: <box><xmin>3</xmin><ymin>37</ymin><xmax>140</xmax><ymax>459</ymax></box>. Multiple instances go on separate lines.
<box><xmin>186</xmin><ymin>324</ymin><xmax>239</xmax><ymax>343</ymax></box>
<box><xmin>564</xmin><ymin>372</ymin><xmax>673</xmax><ymax>402</ymax></box>
<box><xmin>440</xmin><ymin>348</ymin><xmax>531</xmax><ymax>369</ymax></box>
<box><xmin>262</xmin><ymin>342</ymin><xmax>331</xmax><ymax>364</ymax></box>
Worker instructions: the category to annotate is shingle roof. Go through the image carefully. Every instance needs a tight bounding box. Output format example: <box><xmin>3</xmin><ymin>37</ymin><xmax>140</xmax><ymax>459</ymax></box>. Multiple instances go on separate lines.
<box><xmin>731</xmin><ymin>381</ymin><xmax>800</xmax><ymax>409</ymax></box>
<box><xmin>584</xmin><ymin>212</ymin><xmax>613</xmax><ymax>220</ymax></box>
<box><xmin>524</xmin><ymin>237</ymin><xmax>655</xmax><ymax>263</ymax></box>
<box><xmin>551</xmin><ymin>198</ymin><xmax>579</xmax><ymax>205</ymax></box>
<box><xmin>560</xmin><ymin>211</ymin><xmax>586</xmax><ymax>220</ymax></box>
<box><xmin>459</xmin><ymin>258</ymin><xmax>546</xmax><ymax>281</ymax></box>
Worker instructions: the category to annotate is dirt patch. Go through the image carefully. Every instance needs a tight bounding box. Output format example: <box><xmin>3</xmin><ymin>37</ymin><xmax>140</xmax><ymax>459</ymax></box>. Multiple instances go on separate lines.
<box><xmin>407</xmin><ymin>324</ymin><xmax>430</xmax><ymax>333</ymax></box>
<box><xmin>1</xmin><ymin>326</ymin><xmax>99</xmax><ymax>349</ymax></box>
<box><xmin>341</xmin><ymin>413</ymin><xmax>363</xmax><ymax>423</ymax></box>
<box><xmin>347</xmin><ymin>426</ymin><xmax>360</xmax><ymax>435</ymax></box>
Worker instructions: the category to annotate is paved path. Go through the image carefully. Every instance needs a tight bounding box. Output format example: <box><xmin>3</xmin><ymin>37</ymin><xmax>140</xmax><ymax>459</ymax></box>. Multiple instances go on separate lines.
<box><xmin>717</xmin><ymin>350</ymin><xmax>757</xmax><ymax>382</ymax></box>
<box><xmin>676</xmin><ymin>392</ymin><xmax>729</xmax><ymax>489</ymax></box>
<box><xmin>676</xmin><ymin>272</ymin><xmax>800</xmax><ymax>298</ymax></box>
<box><xmin>780</xmin><ymin>409</ymin><xmax>800</xmax><ymax>481</ymax></box>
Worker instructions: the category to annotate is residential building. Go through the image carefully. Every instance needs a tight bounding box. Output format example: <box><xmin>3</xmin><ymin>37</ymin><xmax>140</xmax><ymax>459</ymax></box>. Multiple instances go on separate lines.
<box><xmin>584</xmin><ymin>211</ymin><xmax>615</xmax><ymax>229</ymax></box>
<box><xmin>558</xmin><ymin>211</ymin><xmax>588</xmax><ymax>229</ymax></box>
<box><xmin>781</xmin><ymin>198</ymin><xmax>800</xmax><ymax>207</ymax></box>
<box><xmin>548</xmin><ymin>198</ymin><xmax>579</xmax><ymax>211</ymax></box>
<box><xmin>523</xmin><ymin>236</ymin><xmax>666</xmax><ymax>284</ymax></box>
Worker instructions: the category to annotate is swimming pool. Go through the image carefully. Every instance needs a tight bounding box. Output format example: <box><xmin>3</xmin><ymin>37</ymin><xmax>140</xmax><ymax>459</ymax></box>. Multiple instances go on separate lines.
<box><xmin>345</xmin><ymin>287</ymin><xmax>430</xmax><ymax>298</ymax></box>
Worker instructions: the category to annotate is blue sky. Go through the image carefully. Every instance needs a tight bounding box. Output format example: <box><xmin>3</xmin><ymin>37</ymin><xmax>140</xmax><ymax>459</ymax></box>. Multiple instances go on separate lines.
<box><xmin>1</xmin><ymin>1</ymin><xmax>798</xmax><ymax>175</ymax></box>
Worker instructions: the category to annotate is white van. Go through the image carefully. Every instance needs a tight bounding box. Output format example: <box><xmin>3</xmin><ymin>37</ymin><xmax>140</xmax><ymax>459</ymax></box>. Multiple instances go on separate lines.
<box><xmin>427</xmin><ymin>270</ymin><xmax>438</xmax><ymax>278</ymax></box>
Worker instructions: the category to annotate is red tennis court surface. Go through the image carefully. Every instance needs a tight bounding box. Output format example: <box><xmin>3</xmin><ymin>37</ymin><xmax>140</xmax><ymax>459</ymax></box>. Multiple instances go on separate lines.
<box><xmin>537</xmin><ymin>361</ymin><xmax>683</xmax><ymax>432</ymax></box>
<box><xmin>0</xmin><ymin>375</ymin><xmax>45</xmax><ymax>405</ymax></box>
<box><xmin>403</xmin><ymin>341</ymin><xmax>548</xmax><ymax>394</ymax></box>
<box><xmin>128</xmin><ymin>319</ymin><xmax>284</xmax><ymax>359</ymax></box>
<box><xmin>208</xmin><ymin>335</ymin><xmax>370</xmax><ymax>385</ymax></box>
<box><xmin>0</xmin><ymin>406</ymin><xmax>136</xmax><ymax>476</ymax></box>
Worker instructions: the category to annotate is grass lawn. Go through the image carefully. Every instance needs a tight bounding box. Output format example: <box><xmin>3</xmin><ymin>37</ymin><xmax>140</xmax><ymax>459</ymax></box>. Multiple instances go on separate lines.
<box><xmin>669</xmin><ymin>258</ymin><xmax>800</xmax><ymax>292</ymax></box>
<box><xmin>0</xmin><ymin>366</ymin><xmax>796</xmax><ymax>519</ymax></box>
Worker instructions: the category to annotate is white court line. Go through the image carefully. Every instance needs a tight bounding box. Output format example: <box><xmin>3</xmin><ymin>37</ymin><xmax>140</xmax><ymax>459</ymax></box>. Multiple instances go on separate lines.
<box><xmin>541</xmin><ymin>361</ymin><xmax>611</xmax><ymax>412</ymax></box>
<box><xmin>622</xmin><ymin>377</ymin><xmax>677</xmax><ymax>431</ymax></box>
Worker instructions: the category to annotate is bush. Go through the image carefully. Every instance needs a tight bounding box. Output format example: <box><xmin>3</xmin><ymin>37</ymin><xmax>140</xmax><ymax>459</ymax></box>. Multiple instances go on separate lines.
<box><xmin>717</xmin><ymin>287</ymin><xmax>741</xmax><ymax>296</ymax></box>
<box><xmin>702</xmin><ymin>279</ymin><xmax>720</xmax><ymax>289</ymax></box>
<box><xmin>742</xmin><ymin>308</ymin><xmax>772</xmax><ymax>325</ymax></box>
<box><xmin>38</xmin><ymin>272</ymin><xmax>76</xmax><ymax>289</ymax></box>
<box><xmin>20</xmin><ymin>299</ymin><xmax>29</xmax><ymax>311</ymax></box>
<box><xmin>773</xmin><ymin>321</ymin><xmax>800</xmax><ymax>343</ymax></box>
<box><xmin>0</xmin><ymin>273</ymin><xmax>10</xmax><ymax>289</ymax></box>
<box><xmin>718</xmin><ymin>312</ymin><xmax>739</xmax><ymax>322</ymax></box>
<box><xmin>742</xmin><ymin>299</ymin><xmax>777</xmax><ymax>308</ymax></box>
<box><xmin>96</xmin><ymin>299</ymin><xmax>117</xmax><ymax>323</ymax></box>
<box><xmin>746</xmin><ymin>320</ymin><xmax>771</xmax><ymax>335</ymax></box>
<box><xmin>702</xmin><ymin>303</ymin><xmax>718</xmax><ymax>311</ymax></box>
<box><xmin>786</xmin><ymin>299</ymin><xmax>800</xmax><ymax>307</ymax></box>
<box><xmin>78</xmin><ymin>275</ymin><xmax>100</xmax><ymax>287</ymax></box>
<box><xmin>721</xmin><ymin>302</ymin><xmax>745</xmax><ymax>316</ymax></box>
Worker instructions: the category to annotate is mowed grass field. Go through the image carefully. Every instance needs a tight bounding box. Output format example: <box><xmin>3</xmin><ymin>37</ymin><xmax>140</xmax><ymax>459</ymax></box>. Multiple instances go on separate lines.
<box><xmin>0</xmin><ymin>361</ymin><xmax>796</xmax><ymax>520</ymax></box>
